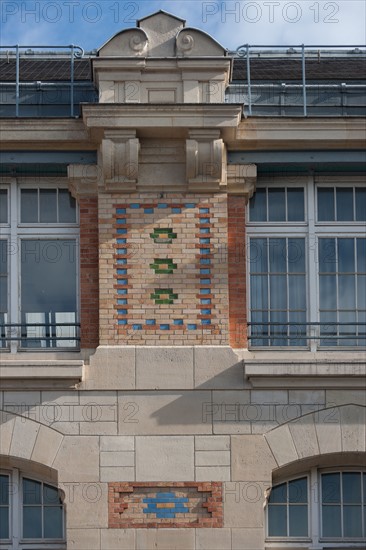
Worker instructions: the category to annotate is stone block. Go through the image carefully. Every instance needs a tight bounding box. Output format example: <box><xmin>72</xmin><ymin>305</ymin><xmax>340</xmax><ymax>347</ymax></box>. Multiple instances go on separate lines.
<box><xmin>100</xmin><ymin>451</ymin><xmax>134</xmax><ymax>467</ymax></box>
<box><xmin>251</xmin><ymin>390</ymin><xmax>288</xmax><ymax>405</ymax></box>
<box><xmin>101</xmin><ymin>529</ymin><xmax>136</xmax><ymax>550</ymax></box>
<box><xmin>195</xmin><ymin>435</ymin><xmax>230</xmax><ymax>451</ymax></box>
<box><xmin>341</xmin><ymin>405</ymin><xmax>366</xmax><ymax>452</ymax></box>
<box><xmin>136</xmin><ymin>347</ymin><xmax>194</xmax><ymax>389</ymax></box>
<box><xmin>194</xmin><ymin>346</ymin><xmax>245</xmax><ymax>389</ymax></box>
<box><xmin>195</xmin><ymin>528</ymin><xmax>231</xmax><ymax>549</ymax></box>
<box><xmin>31</xmin><ymin>424</ymin><xmax>63</xmax><ymax>467</ymax></box>
<box><xmin>53</xmin><ymin>436</ymin><xmax>100</xmax><ymax>482</ymax></box>
<box><xmin>212</xmin><ymin>390</ymin><xmax>251</xmax><ymax>434</ymax></box>
<box><xmin>315</xmin><ymin>407</ymin><xmax>342</xmax><ymax>454</ymax></box>
<box><xmin>10</xmin><ymin>417</ymin><xmax>40</xmax><ymax>459</ymax></box>
<box><xmin>195</xmin><ymin>466</ymin><xmax>230</xmax><ymax>481</ymax></box>
<box><xmin>327</xmin><ymin>390</ymin><xmax>366</xmax><ymax>407</ymax></box>
<box><xmin>136</xmin><ymin>529</ymin><xmax>195</xmax><ymax>550</ymax></box>
<box><xmin>85</xmin><ymin>346</ymin><xmax>136</xmax><ymax>390</ymax></box>
<box><xmin>67</xmin><ymin>528</ymin><xmax>100</xmax><ymax>549</ymax></box>
<box><xmin>101</xmin><ymin>436</ymin><xmax>134</xmax><ymax>452</ymax></box>
<box><xmin>100</xmin><ymin>467</ymin><xmax>135</xmax><ymax>482</ymax></box>
<box><xmin>80</xmin><ymin>422</ymin><xmax>117</xmax><ymax>435</ymax></box>
<box><xmin>232</xmin><ymin>528</ymin><xmax>265</xmax><ymax>549</ymax></box>
<box><xmin>64</xmin><ymin>482</ymin><xmax>108</xmax><ymax>529</ymax></box>
<box><xmin>195</xmin><ymin>450</ymin><xmax>230</xmax><ymax>466</ymax></box>
<box><xmin>136</xmin><ymin>436</ymin><xmax>194</xmax><ymax>480</ymax></box>
<box><xmin>231</xmin><ymin>435</ymin><xmax>276</xmax><ymax>481</ymax></box>
<box><xmin>289</xmin><ymin>415</ymin><xmax>320</xmax><ymax>459</ymax></box>
<box><xmin>118</xmin><ymin>391</ymin><xmax>212</xmax><ymax>435</ymax></box>
<box><xmin>223</xmin><ymin>482</ymin><xmax>265</xmax><ymax>528</ymax></box>
<box><xmin>265</xmin><ymin>425</ymin><xmax>298</xmax><ymax>467</ymax></box>
<box><xmin>289</xmin><ymin>389</ymin><xmax>325</xmax><ymax>405</ymax></box>
<box><xmin>0</xmin><ymin>411</ymin><xmax>15</xmax><ymax>455</ymax></box>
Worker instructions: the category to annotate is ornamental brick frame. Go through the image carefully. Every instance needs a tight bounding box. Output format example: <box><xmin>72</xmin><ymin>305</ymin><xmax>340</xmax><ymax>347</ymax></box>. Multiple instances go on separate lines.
<box><xmin>79</xmin><ymin>197</ymin><xmax>99</xmax><ymax>348</ymax></box>
<box><xmin>108</xmin><ymin>482</ymin><xmax>223</xmax><ymax>528</ymax></box>
<box><xmin>227</xmin><ymin>195</ymin><xmax>247</xmax><ymax>348</ymax></box>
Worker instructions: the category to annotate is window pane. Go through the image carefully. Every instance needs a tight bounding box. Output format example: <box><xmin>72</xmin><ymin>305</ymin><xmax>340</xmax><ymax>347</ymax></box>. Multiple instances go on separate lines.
<box><xmin>59</xmin><ymin>189</ymin><xmax>76</xmax><ymax>223</ymax></box>
<box><xmin>356</xmin><ymin>188</ymin><xmax>366</xmax><ymax>221</ymax></box>
<box><xmin>40</xmin><ymin>189</ymin><xmax>57</xmax><ymax>223</ymax></box>
<box><xmin>289</xmin><ymin>477</ymin><xmax>307</xmax><ymax>503</ymax></box>
<box><xmin>0</xmin><ymin>190</ymin><xmax>7</xmax><ymax>224</ymax></box>
<box><xmin>23</xmin><ymin>506</ymin><xmax>42</xmax><ymax>538</ymax></box>
<box><xmin>250</xmin><ymin>188</ymin><xmax>266</xmax><ymax>221</ymax></box>
<box><xmin>43</xmin><ymin>484</ymin><xmax>61</xmax><ymax>505</ymax></box>
<box><xmin>0</xmin><ymin>507</ymin><xmax>9</xmax><ymax>539</ymax></box>
<box><xmin>336</xmin><ymin>187</ymin><xmax>354</xmax><ymax>221</ymax></box>
<box><xmin>287</xmin><ymin>188</ymin><xmax>305</xmax><ymax>221</ymax></box>
<box><xmin>269</xmin><ymin>239</ymin><xmax>286</xmax><ymax>273</ymax></box>
<box><xmin>23</xmin><ymin>478</ymin><xmax>41</xmax><ymax>505</ymax></box>
<box><xmin>319</xmin><ymin>275</ymin><xmax>337</xmax><ymax>310</ymax></box>
<box><xmin>288</xmin><ymin>238</ymin><xmax>305</xmax><ymax>273</ymax></box>
<box><xmin>338</xmin><ymin>239</ymin><xmax>355</xmax><ymax>273</ymax></box>
<box><xmin>318</xmin><ymin>187</ymin><xmax>334</xmax><ymax>221</ymax></box>
<box><xmin>270</xmin><ymin>275</ymin><xmax>287</xmax><ymax>309</ymax></box>
<box><xmin>0</xmin><ymin>243</ymin><xmax>7</xmax><ymax>314</ymax></box>
<box><xmin>343</xmin><ymin>472</ymin><xmax>362</xmax><ymax>503</ymax></box>
<box><xmin>357</xmin><ymin>239</ymin><xmax>366</xmax><ymax>273</ymax></box>
<box><xmin>319</xmin><ymin>239</ymin><xmax>336</xmax><ymax>273</ymax></box>
<box><xmin>44</xmin><ymin>506</ymin><xmax>63</xmax><ymax>538</ymax></box>
<box><xmin>344</xmin><ymin>505</ymin><xmax>362</xmax><ymax>537</ymax></box>
<box><xmin>269</xmin><ymin>483</ymin><xmax>287</xmax><ymax>503</ymax></box>
<box><xmin>338</xmin><ymin>276</ymin><xmax>355</xmax><ymax>309</ymax></box>
<box><xmin>289</xmin><ymin>505</ymin><xmax>308</xmax><ymax>536</ymax></box>
<box><xmin>322</xmin><ymin>473</ymin><xmax>340</xmax><ymax>503</ymax></box>
<box><xmin>268</xmin><ymin>505</ymin><xmax>287</xmax><ymax>536</ymax></box>
<box><xmin>268</xmin><ymin>188</ymin><xmax>286</xmax><ymax>221</ymax></box>
<box><xmin>21</xmin><ymin>189</ymin><xmax>38</xmax><ymax>223</ymax></box>
<box><xmin>289</xmin><ymin>275</ymin><xmax>306</xmax><ymax>310</ymax></box>
<box><xmin>250</xmin><ymin>275</ymin><xmax>268</xmax><ymax>310</ymax></box>
<box><xmin>0</xmin><ymin>476</ymin><xmax>9</xmax><ymax>506</ymax></box>
<box><xmin>249</xmin><ymin>239</ymin><xmax>268</xmax><ymax>272</ymax></box>
<box><xmin>322</xmin><ymin>505</ymin><xmax>341</xmax><ymax>537</ymax></box>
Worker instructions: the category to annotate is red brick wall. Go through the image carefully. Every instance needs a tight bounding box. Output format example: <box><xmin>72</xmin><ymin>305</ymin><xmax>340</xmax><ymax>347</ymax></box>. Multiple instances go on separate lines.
<box><xmin>79</xmin><ymin>197</ymin><xmax>99</xmax><ymax>348</ymax></box>
<box><xmin>108</xmin><ymin>482</ymin><xmax>223</xmax><ymax>528</ymax></box>
<box><xmin>227</xmin><ymin>195</ymin><xmax>247</xmax><ymax>348</ymax></box>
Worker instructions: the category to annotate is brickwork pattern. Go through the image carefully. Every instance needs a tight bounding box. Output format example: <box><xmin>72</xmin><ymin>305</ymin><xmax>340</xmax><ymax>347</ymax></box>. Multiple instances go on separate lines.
<box><xmin>108</xmin><ymin>482</ymin><xmax>223</xmax><ymax>528</ymax></box>
<box><xmin>79</xmin><ymin>197</ymin><xmax>99</xmax><ymax>348</ymax></box>
<box><xmin>98</xmin><ymin>194</ymin><xmax>229</xmax><ymax>345</ymax></box>
<box><xmin>227</xmin><ymin>195</ymin><xmax>247</xmax><ymax>348</ymax></box>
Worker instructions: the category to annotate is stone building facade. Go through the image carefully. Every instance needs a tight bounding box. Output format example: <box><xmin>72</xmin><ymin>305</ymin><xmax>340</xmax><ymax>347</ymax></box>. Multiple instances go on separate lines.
<box><xmin>0</xmin><ymin>10</ymin><xmax>365</xmax><ymax>550</ymax></box>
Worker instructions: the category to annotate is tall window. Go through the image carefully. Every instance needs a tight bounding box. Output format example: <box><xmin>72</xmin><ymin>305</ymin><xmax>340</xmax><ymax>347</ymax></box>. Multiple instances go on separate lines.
<box><xmin>247</xmin><ymin>177</ymin><xmax>366</xmax><ymax>349</ymax></box>
<box><xmin>0</xmin><ymin>181</ymin><xmax>79</xmax><ymax>350</ymax></box>
<box><xmin>267</xmin><ymin>469</ymin><xmax>366</xmax><ymax>547</ymax></box>
<box><xmin>0</xmin><ymin>469</ymin><xmax>65</xmax><ymax>549</ymax></box>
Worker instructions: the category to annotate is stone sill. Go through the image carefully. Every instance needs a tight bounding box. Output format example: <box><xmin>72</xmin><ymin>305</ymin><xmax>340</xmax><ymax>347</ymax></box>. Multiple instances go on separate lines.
<box><xmin>0</xmin><ymin>360</ymin><xmax>84</xmax><ymax>389</ymax></box>
<box><xmin>245</xmin><ymin>360</ymin><xmax>366</xmax><ymax>388</ymax></box>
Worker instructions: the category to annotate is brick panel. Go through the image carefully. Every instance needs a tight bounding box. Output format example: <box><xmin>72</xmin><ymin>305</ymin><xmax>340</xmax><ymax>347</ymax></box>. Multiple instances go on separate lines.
<box><xmin>227</xmin><ymin>195</ymin><xmax>247</xmax><ymax>348</ymax></box>
<box><xmin>79</xmin><ymin>197</ymin><xmax>99</xmax><ymax>348</ymax></box>
<box><xmin>108</xmin><ymin>482</ymin><xmax>223</xmax><ymax>528</ymax></box>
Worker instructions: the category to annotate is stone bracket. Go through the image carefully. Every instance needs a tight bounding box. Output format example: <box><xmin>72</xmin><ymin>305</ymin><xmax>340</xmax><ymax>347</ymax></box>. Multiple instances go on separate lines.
<box><xmin>101</xmin><ymin>130</ymin><xmax>140</xmax><ymax>193</ymax></box>
<box><xmin>67</xmin><ymin>164</ymin><xmax>98</xmax><ymax>199</ymax></box>
<box><xmin>186</xmin><ymin>129</ymin><xmax>226</xmax><ymax>192</ymax></box>
<box><xmin>226</xmin><ymin>163</ymin><xmax>257</xmax><ymax>196</ymax></box>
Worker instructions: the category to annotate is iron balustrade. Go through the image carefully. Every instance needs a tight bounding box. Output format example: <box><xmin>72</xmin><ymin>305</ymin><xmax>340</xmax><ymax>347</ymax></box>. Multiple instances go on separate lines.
<box><xmin>0</xmin><ymin>322</ymin><xmax>81</xmax><ymax>349</ymax></box>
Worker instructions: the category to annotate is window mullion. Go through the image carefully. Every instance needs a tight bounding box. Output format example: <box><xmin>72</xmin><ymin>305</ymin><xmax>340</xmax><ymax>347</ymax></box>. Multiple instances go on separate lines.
<box><xmin>307</xmin><ymin>175</ymin><xmax>318</xmax><ymax>351</ymax></box>
<box><xmin>310</xmin><ymin>467</ymin><xmax>320</xmax><ymax>547</ymax></box>
<box><xmin>12</xmin><ymin>468</ymin><xmax>20</xmax><ymax>550</ymax></box>
<box><xmin>9</xmin><ymin>181</ymin><xmax>19</xmax><ymax>353</ymax></box>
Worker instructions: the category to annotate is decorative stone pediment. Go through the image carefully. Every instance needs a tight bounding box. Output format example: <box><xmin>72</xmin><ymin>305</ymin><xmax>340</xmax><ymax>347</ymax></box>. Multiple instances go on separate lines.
<box><xmin>94</xmin><ymin>10</ymin><xmax>231</xmax><ymax>105</ymax></box>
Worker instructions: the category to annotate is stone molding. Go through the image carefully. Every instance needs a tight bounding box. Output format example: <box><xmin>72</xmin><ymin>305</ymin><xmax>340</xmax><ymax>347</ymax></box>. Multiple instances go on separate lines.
<box><xmin>186</xmin><ymin>129</ymin><xmax>225</xmax><ymax>191</ymax></box>
<box><xmin>68</xmin><ymin>164</ymin><xmax>98</xmax><ymax>198</ymax></box>
<box><xmin>101</xmin><ymin>130</ymin><xmax>140</xmax><ymax>192</ymax></box>
<box><xmin>226</xmin><ymin>163</ymin><xmax>257</xmax><ymax>196</ymax></box>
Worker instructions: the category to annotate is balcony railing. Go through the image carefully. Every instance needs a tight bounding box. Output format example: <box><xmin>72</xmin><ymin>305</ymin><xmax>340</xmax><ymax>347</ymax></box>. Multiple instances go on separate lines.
<box><xmin>0</xmin><ymin>322</ymin><xmax>80</xmax><ymax>350</ymax></box>
<box><xmin>248</xmin><ymin>322</ymin><xmax>366</xmax><ymax>348</ymax></box>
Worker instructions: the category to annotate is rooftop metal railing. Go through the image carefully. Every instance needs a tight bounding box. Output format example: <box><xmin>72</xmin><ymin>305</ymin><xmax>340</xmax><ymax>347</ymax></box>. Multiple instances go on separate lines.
<box><xmin>0</xmin><ymin>44</ymin><xmax>84</xmax><ymax>117</ymax></box>
<box><xmin>229</xmin><ymin>44</ymin><xmax>366</xmax><ymax>116</ymax></box>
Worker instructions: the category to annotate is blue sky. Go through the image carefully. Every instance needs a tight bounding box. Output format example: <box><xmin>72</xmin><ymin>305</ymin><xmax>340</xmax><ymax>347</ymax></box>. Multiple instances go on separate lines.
<box><xmin>1</xmin><ymin>1</ymin><xmax>365</xmax><ymax>51</ymax></box>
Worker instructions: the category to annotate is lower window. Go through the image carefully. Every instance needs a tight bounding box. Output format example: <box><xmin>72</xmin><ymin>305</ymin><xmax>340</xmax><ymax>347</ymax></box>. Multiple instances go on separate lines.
<box><xmin>267</xmin><ymin>469</ymin><xmax>366</xmax><ymax>547</ymax></box>
<box><xmin>0</xmin><ymin>469</ymin><xmax>65</xmax><ymax>549</ymax></box>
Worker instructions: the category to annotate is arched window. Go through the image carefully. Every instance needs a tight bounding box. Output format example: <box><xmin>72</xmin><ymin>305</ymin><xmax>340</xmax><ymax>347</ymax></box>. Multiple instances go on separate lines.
<box><xmin>0</xmin><ymin>468</ymin><xmax>65</xmax><ymax>549</ymax></box>
<box><xmin>266</xmin><ymin>468</ymin><xmax>366</xmax><ymax>548</ymax></box>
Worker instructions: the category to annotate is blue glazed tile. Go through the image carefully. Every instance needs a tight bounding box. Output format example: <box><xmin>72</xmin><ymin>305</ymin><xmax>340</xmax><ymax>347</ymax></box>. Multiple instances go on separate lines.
<box><xmin>132</xmin><ymin>324</ymin><xmax>142</xmax><ymax>330</ymax></box>
<box><xmin>199</xmin><ymin>238</ymin><xmax>210</xmax><ymax>244</ymax></box>
<box><xmin>200</xmin><ymin>289</ymin><xmax>210</xmax><ymax>294</ymax></box>
<box><xmin>199</xmin><ymin>208</ymin><xmax>210</xmax><ymax>213</ymax></box>
<box><xmin>117</xmin><ymin>248</ymin><xmax>127</xmax><ymax>255</ymax></box>
<box><xmin>117</xmin><ymin>279</ymin><xmax>128</xmax><ymax>285</ymax></box>
<box><xmin>130</xmin><ymin>203</ymin><xmax>140</xmax><ymax>209</ymax></box>
<box><xmin>200</xmin><ymin>217</ymin><xmax>210</xmax><ymax>223</ymax></box>
<box><xmin>200</xmin><ymin>249</ymin><xmax>210</xmax><ymax>255</ymax></box>
<box><xmin>172</xmin><ymin>208</ymin><xmax>181</xmax><ymax>214</ymax></box>
<box><xmin>200</xmin><ymin>298</ymin><xmax>211</xmax><ymax>304</ymax></box>
<box><xmin>144</xmin><ymin>208</ymin><xmax>154</xmax><ymax>214</ymax></box>
<box><xmin>116</xmin><ymin>258</ymin><xmax>127</xmax><ymax>264</ymax></box>
<box><xmin>117</xmin><ymin>309</ymin><xmax>127</xmax><ymax>315</ymax></box>
<box><xmin>117</xmin><ymin>289</ymin><xmax>128</xmax><ymax>295</ymax></box>
<box><xmin>117</xmin><ymin>228</ymin><xmax>127</xmax><ymax>234</ymax></box>
<box><xmin>200</xmin><ymin>269</ymin><xmax>211</xmax><ymax>275</ymax></box>
<box><xmin>117</xmin><ymin>269</ymin><xmax>127</xmax><ymax>275</ymax></box>
<box><xmin>185</xmin><ymin>203</ymin><xmax>195</xmax><ymax>208</ymax></box>
<box><xmin>200</xmin><ymin>278</ymin><xmax>211</xmax><ymax>285</ymax></box>
<box><xmin>160</xmin><ymin>324</ymin><xmax>170</xmax><ymax>330</ymax></box>
<box><xmin>117</xmin><ymin>218</ymin><xmax>126</xmax><ymax>224</ymax></box>
<box><xmin>117</xmin><ymin>299</ymin><xmax>127</xmax><ymax>305</ymax></box>
<box><xmin>157</xmin><ymin>203</ymin><xmax>168</xmax><ymax>208</ymax></box>
<box><xmin>200</xmin><ymin>258</ymin><xmax>211</xmax><ymax>265</ymax></box>
<box><xmin>155</xmin><ymin>493</ymin><xmax>176</xmax><ymax>498</ymax></box>
<box><xmin>116</xmin><ymin>208</ymin><xmax>126</xmax><ymax>214</ymax></box>
<box><xmin>118</xmin><ymin>319</ymin><xmax>127</xmax><ymax>325</ymax></box>
<box><xmin>201</xmin><ymin>309</ymin><xmax>212</xmax><ymax>315</ymax></box>
<box><xmin>146</xmin><ymin>319</ymin><xmax>156</xmax><ymax>325</ymax></box>
<box><xmin>173</xmin><ymin>319</ymin><xmax>183</xmax><ymax>325</ymax></box>
<box><xmin>200</xmin><ymin>228</ymin><xmax>210</xmax><ymax>234</ymax></box>
<box><xmin>187</xmin><ymin>324</ymin><xmax>197</xmax><ymax>330</ymax></box>
<box><xmin>116</xmin><ymin>238</ymin><xmax>126</xmax><ymax>244</ymax></box>
<box><xmin>201</xmin><ymin>319</ymin><xmax>211</xmax><ymax>325</ymax></box>
<box><xmin>156</xmin><ymin>512</ymin><xmax>176</xmax><ymax>518</ymax></box>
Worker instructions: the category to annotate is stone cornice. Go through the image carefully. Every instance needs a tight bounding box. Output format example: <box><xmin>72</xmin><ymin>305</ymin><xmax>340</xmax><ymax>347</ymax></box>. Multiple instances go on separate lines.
<box><xmin>232</xmin><ymin>117</ymin><xmax>366</xmax><ymax>149</ymax></box>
